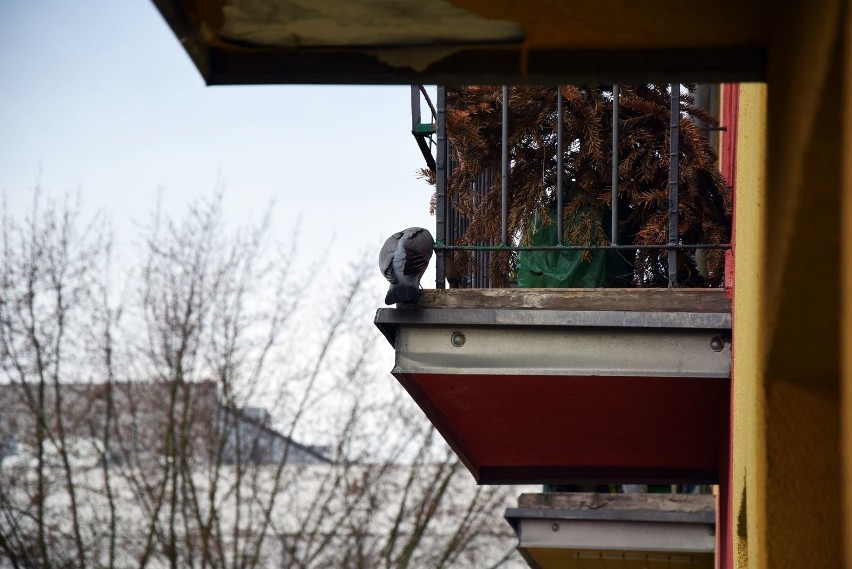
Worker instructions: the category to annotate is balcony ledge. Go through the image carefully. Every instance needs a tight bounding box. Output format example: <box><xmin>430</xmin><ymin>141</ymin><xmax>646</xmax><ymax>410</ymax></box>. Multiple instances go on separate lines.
<box><xmin>374</xmin><ymin>288</ymin><xmax>731</xmax><ymax>485</ymax></box>
<box><xmin>505</xmin><ymin>492</ymin><xmax>715</xmax><ymax>569</ymax></box>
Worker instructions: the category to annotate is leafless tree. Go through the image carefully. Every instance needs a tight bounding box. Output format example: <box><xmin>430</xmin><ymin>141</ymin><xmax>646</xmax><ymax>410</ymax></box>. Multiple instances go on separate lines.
<box><xmin>0</xmin><ymin>190</ymin><xmax>522</xmax><ymax>568</ymax></box>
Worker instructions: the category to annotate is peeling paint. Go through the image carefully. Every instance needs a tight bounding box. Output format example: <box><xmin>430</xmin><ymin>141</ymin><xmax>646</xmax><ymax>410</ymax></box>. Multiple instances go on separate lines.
<box><xmin>220</xmin><ymin>0</ymin><xmax>525</xmax><ymax>48</ymax></box>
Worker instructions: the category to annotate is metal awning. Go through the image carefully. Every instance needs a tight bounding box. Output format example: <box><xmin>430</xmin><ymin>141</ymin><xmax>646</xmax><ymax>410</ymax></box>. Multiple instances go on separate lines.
<box><xmin>152</xmin><ymin>0</ymin><xmax>767</xmax><ymax>85</ymax></box>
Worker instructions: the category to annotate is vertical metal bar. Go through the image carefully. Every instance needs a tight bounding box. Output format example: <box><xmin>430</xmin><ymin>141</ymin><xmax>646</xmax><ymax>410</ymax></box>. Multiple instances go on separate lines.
<box><xmin>668</xmin><ymin>83</ymin><xmax>680</xmax><ymax>287</ymax></box>
<box><xmin>410</xmin><ymin>85</ymin><xmax>420</xmax><ymax>130</ymax></box>
<box><xmin>611</xmin><ymin>84</ymin><xmax>619</xmax><ymax>245</ymax></box>
<box><xmin>556</xmin><ymin>86</ymin><xmax>564</xmax><ymax>246</ymax></box>
<box><xmin>693</xmin><ymin>83</ymin><xmax>717</xmax><ymax>280</ymax></box>
<box><xmin>501</xmin><ymin>85</ymin><xmax>509</xmax><ymax>247</ymax></box>
<box><xmin>436</xmin><ymin>86</ymin><xmax>447</xmax><ymax>289</ymax></box>
<box><xmin>444</xmin><ymin>140</ymin><xmax>452</xmax><ymax>271</ymax></box>
<box><xmin>481</xmin><ymin>168</ymin><xmax>489</xmax><ymax>288</ymax></box>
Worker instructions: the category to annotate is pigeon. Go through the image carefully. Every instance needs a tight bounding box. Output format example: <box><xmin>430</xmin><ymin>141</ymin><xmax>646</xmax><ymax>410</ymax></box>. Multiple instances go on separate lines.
<box><xmin>379</xmin><ymin>227</ymin><xmax>434</xmax><ymax>305</ymax></box>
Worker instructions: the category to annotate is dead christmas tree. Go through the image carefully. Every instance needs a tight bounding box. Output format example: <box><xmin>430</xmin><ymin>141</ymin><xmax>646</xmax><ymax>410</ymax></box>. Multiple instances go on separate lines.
<box><xmin>432</xmin><ymin>85</ymin><xmax>732</xmax><ymax>287</ymax></box>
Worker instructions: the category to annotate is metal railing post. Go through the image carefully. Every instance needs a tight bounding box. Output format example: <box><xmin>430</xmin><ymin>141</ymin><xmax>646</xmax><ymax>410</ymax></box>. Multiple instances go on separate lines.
<box><xmin>501</xmin><ymin>85</ymin><xmax>509</xmax><ymax>247</ymax></box>
<box><xmin>410</xmin><ymin>85</ymin><xmax>421</xmax><ymax>130</ymax></box>
<box><xmin>611</xmin><ymin>85</ymin><xmax>619</xmax><ymax>245</ymax></box>
<box><xmin>436</xmin><ymin>86</ymin><xmax>447</xmax><ymax>289</ymax></box>
<box><xmin>668</xmin><ymin>83</ymin><xmax>680</xmax><ymax>287</ymax></box>
<box><xmin>556</xmin><ymin>87</ymin><xmax>564</xmax><ymax>246</ymax></box>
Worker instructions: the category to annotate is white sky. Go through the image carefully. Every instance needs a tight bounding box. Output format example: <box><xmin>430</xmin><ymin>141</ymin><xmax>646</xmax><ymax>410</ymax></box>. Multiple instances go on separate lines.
<box><xmin>0</xmin><ymin>2</ymin><xmax>450</xmax><ymax>442</ymax></box>
<box><xmin>0</xmin><ymin>1</ymin><xmax>438</xmax><ymax>289</ymax></box>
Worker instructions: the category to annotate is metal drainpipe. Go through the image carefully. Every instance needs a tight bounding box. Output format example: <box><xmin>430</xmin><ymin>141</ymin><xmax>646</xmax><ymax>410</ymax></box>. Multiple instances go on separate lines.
<box><xmin>668</xmin><ymin>83</ymin><xmax>680</xmax><ymax>287</ymax></box>
<box><xmin>436</xmin><ymin>86</ymin><xmax>447</xmax><ymax>289</ymax></box>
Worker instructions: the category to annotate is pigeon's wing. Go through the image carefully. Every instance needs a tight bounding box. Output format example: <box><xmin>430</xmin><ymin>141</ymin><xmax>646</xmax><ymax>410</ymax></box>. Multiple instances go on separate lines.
<box><xmin>379</xmin><ymin>231</ymin><xmax>403</xmax><ymax>283</ymax></box>
<box><xmin>402</xmin><ymin>228</ymin><xmax>434</xmax><ymax>276</ymax></box>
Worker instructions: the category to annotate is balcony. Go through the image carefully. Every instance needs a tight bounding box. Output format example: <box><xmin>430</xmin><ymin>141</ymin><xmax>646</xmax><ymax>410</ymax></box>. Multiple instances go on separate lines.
<box><xmin>504</xmin><ymin>492</ymin><xmax>716</xmax><ymax>568</ymax></box>
<box><xmin>375</xmin><ymin>85</ymin><xmax>732</xmax><ymax>486</ymax></box>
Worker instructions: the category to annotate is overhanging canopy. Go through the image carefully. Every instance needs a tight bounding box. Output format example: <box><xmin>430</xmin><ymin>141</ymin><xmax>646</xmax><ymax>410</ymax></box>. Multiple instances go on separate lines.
<box><xmin>153</xmin><ymin>0</ymin><xmax>767</xmax><ymax>85</ymax></box>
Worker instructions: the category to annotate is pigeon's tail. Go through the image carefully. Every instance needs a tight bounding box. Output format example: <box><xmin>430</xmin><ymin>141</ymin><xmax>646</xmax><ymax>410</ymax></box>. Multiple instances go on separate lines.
<box><xmin>385</xmin><ymin>284</ymin><xmax>422</xmax><ymax>305</ymax></box>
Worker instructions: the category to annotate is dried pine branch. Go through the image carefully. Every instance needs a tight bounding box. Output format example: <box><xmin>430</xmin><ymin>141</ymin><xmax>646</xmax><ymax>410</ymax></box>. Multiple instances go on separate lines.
<box><xmin>433</xmin><ymin>84</ymin><xmax>732</xmax><ymax>287</ymax></box>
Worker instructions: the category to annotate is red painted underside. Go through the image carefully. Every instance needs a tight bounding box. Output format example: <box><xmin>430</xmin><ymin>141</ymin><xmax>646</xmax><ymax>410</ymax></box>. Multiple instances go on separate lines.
<box><xmin>395</xmin><ymin>372</ymin><xmax>730</xmax><ymax>485</ymax></box>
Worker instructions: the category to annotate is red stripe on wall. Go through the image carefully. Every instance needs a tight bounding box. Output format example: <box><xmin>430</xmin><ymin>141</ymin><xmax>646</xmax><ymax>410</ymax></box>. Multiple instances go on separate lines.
<box><xmin>719</xmin><ymin>82</ymin><xmax>740</xmax><ymax>569</ymax></box>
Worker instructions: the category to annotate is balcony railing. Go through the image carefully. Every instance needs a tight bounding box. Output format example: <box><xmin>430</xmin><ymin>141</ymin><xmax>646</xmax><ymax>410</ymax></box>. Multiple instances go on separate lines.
<box><xmin>411</xmin><ymin>84</ymin><xmax>731</xmax><ymax>290</ymax></box>
<box><xmin>391</xmin><ymin>85</ymin><xmax>733</xmax><ymax>487</ymax></box>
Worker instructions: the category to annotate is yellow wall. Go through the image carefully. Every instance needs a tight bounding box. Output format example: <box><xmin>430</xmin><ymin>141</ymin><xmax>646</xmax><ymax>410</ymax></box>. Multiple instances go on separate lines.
<box><xmin>844</xmin><ymin>2</ymin><xmax>852</xmax><ymax>563</ymax></box>
<box><xmin>764</xmin><ymin>2</ymin><xmax>844</xmax><ymax>566</ymax></box>
<box><xmin>735</xmin><ymin>2</ymin><xmax>846</xmax><ymax>567</ymax></box>
<box><xmin>731</xmin><ymin>82</ymin><xmax>765</xmax><ymax>568</ymax></box>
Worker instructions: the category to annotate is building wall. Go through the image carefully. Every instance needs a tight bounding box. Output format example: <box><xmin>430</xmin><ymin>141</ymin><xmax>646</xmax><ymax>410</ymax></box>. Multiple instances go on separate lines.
<box><xmin>0</xmin><ymin>463</ymin><xmax>525</xmax><ymax>568</ymax></box>
<box><xmin>766</xmin><ymin>2</ymin><xmax>844</xmax><ymax>567</ymax></box>
<box><xmin>733</xmin><ymin>2</ymin><xmax>848</xmax><ymax>567</ymax></box>
<box><xmin>844</xmin><ymin>6</ymin><xmax>852</xmax><ymax>563</ymax></box>
<box><xmin>730</xmin><ymin>82</ymin><xmax>766</xmax><ymax>569</ymax></box>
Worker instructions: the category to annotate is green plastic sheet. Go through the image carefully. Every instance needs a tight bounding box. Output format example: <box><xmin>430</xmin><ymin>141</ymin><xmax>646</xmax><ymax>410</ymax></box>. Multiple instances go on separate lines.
<box><xmin>516</xmin><ymin>208</ymin><xmax>607</xmax><ymax>288</ymax></box>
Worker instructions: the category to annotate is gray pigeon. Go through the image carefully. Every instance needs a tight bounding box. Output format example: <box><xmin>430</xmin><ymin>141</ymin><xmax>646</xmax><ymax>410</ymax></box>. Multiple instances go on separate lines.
<box><xmin>379</xmin><ymin>227</ymin><xmax>434</xmax><ymax>305</ymax></box>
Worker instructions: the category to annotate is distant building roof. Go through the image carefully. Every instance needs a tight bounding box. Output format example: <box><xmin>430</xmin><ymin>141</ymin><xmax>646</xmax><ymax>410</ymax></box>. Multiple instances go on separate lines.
<box><xmin>0</xmin><ymin>380</ymin><xmax>330</xmax><ymax>466</ymax></box>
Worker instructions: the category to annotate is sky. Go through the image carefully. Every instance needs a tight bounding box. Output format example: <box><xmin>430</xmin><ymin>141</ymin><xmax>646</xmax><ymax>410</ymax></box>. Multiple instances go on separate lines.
<box><xmin>0</xmin><ymin>1</ymin><xmax>438</xmax><ymax>290</ymax></box>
